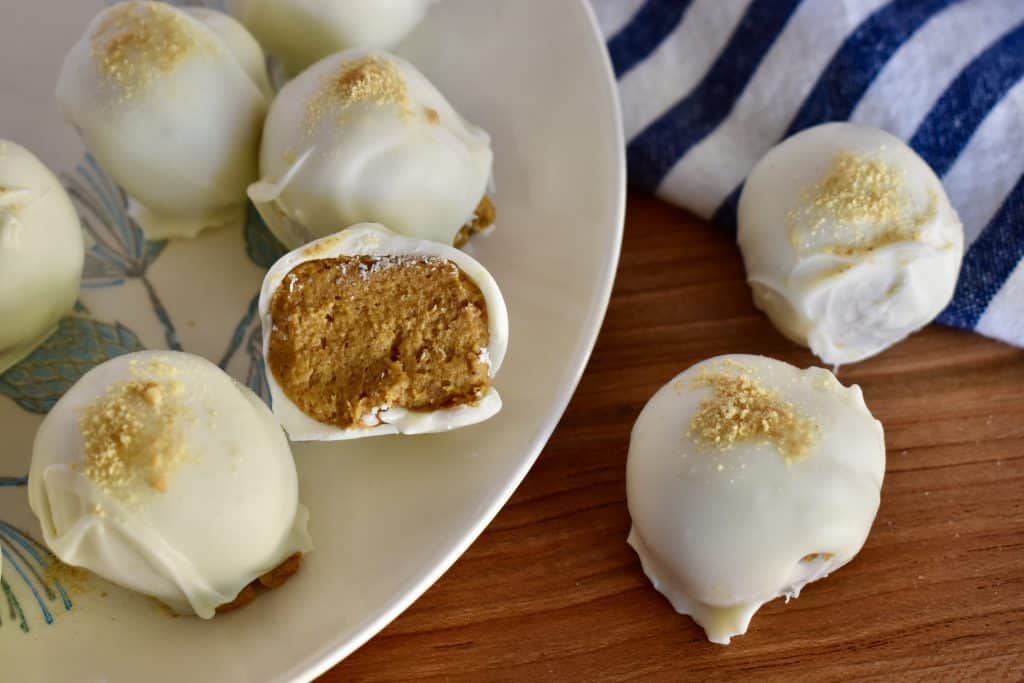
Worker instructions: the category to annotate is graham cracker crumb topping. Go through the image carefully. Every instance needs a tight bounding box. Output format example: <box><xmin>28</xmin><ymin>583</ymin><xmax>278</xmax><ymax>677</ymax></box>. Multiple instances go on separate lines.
<box><xmin>688</xmin><ymin>363</ymin><xmax>818</xmax><ymax>461</ymax></box>
<box><xmin>306</xmin><ymin>55</ymin><xmax>410</xmax><ymax>131</ymax></box>
<box><xmin>91</xmin><ymin>2</ymin><xmax>206</xmax><ymax>100</ymax></box>
<box><xmin>46</xmin><ymin>561</ymin><xmax>91</xmax><ymax>595</ymax></box>
<box><xmin>77</xmin><ymin>372</ymin><xmax>191</xmax><ymax>499</ymax></box>
<box><xmin>267</xmin><ymin>255</ymin><xmax>491</xmax><ymax>428</ymax></box>
<box><xmin>788</xmin><ymin>150</ymin><xmax>936</xmax><ymax>257</ymax></box>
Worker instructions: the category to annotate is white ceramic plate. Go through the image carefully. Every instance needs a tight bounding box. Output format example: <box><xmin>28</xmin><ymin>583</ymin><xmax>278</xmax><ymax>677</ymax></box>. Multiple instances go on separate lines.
<box><xmin>0</xmin><ymin>1</ymin><xmax>624</xmax><ymax>680</ymax></box>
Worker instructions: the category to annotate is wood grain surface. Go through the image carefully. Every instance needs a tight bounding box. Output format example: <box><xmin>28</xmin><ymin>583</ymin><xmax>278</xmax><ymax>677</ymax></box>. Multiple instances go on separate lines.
<box><xmin>322</xmin><ymin>193</ymin><xmax>1024</xmax><ymax>682</ymax></box>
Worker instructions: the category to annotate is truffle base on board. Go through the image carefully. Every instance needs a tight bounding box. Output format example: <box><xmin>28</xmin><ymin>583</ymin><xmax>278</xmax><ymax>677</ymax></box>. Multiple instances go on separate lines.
<box><xmin>217</xmin><ymin>553</ymin><xmax>304</xmax><ymax>614</ymax></box>
<box><xmin>628</xmin><ymin>527</ymin><xmax>844</xmax><ymax>645</ymax></box>
<box><xmin>625</xmin><ymin>355</ymin><xmax>885</xmax><ymax>645</ymax></box>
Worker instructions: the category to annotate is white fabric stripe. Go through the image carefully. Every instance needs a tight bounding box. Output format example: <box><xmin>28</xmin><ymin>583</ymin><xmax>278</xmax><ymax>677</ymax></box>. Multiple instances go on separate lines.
<box><xmin>943</xmin><ymin>78</ymin><xmax>1024</xmax><ymax>246</ymax></box>
<box><xmin>851</xmin><ymin>0</ymin><xmax>1024</xmax><ymax>139</ymax></box>
<box><xmin>656</xmin><ymin>0</ymin><xmax>891</xmax><ymax>218</ymax></box>
<box><xmin>592</xmin><ymin>0</ymin><xmax>647</xmax><ymax>40</ymax></box>
<box><xmin>618</xmin><ymin>0</ymin><xmax>751</xmax><ymax>141</ymax></box>
<box><xmin>976</xmin><ymin>258</ymin><xmax>1024</xmax><ymax>345</ymax></box>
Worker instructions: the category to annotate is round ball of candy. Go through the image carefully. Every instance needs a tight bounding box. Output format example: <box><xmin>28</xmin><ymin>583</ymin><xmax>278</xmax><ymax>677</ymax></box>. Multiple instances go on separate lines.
<box><xmin>29</xmin><ymin>351</ymin><xmax>313</xmax><ymax>617</ymax></box>
<box><xmin>0</xmin><ymin>140</ymin><xmax>83</xmax><ymax>374</ymax></box>
<box><xmin>56</xmin><ymin>1</ymin><xmax>272</xmax><ymax>240</ymax></box>
<box><xmin>627</xmin><ymin>355</ymin><xmax>885</xmax><ymax>644</ymax></box>
<box><xmin>738</xmin><ymin>123</ymin><xmax>963</xmax><ymax>365</ymax></box>
<box><xmin>227</xmin><ymin>0</ymin><xmax>435</xmax><ymax>76</ymax></box>
<box><xmin>249</xmin><ymin>49</ymin><xmax>493</xmax><ymax>249</ymax></box>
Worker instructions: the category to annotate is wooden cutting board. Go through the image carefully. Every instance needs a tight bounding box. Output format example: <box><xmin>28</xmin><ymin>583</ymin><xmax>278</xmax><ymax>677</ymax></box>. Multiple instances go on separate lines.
<box><xmin>322</xmin><ymin>192</ymin><xmax>1024</xmax><ymax>681</ymax></box>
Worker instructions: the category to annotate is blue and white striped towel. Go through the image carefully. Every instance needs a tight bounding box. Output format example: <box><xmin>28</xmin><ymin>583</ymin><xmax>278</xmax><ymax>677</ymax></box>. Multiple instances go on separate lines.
<box><xmin>592</xmin><ymin>0</ymin><xmax>1024</xmax><ymax>347</ymax></box>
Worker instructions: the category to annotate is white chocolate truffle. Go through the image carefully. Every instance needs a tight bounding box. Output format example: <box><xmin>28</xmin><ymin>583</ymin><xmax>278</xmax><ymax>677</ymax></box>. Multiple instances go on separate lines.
<box><xmin>738</xmin><ymin>123</ymin><xmax>964</xmax><ymax>365</ymax></box>
<box><xmin>29</xmin><ymin>351</ymin><xmax>313</xmax><ymax>618</ymax></box>
<box><xmin>249</xmin><ymin>49</ymin><xmax>493</xmax><ymax>249</ymax></box>
<box><xmin>226</xmin><ymin>0</ymin><xmax>435</xmax><ymax>76</ymax></box>
<box><xmin>56</xmin><ymin>1</ymin><xmax>272</xmax><ymax>240</ymax></box>
<box><xmin>627</xmin><ymin>354</ymin><xmax>885</xmax><ymax>644</ymax></box>
<box><xmin>0</xmin><ymin>141</ymin><xmax>84</xmax><ymax>374</ymax></box>
<box><xmin>258</xmin><ymin>224</ymin><xmax>508</xmax><ymax>441</ymax></box>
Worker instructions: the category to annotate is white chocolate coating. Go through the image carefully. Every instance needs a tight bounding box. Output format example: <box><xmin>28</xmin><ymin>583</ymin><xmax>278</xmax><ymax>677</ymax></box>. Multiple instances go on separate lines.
<box><xmin>0</xmin><ymin>141</ymin><xmax>84</xmax><ymax>374</ymax></box>
<box><xmin>738</xmin><ymin>123</ymin><xmax>963</xmax><ymax>365</ymax></box>
<box><xmin>227</xmin><ymin>0</ymin><xmax>435</xmax><ymax>76</ymax></box>
<box><xmin>29</xmin><ymin>351</ymin><xmax>313</xmax><ymax>618</ymax></box>
<box><xmin>249</xmin><ymin>49</ymin><xmax>492</xmax><ymax>249</ymax></box>
<box><xmin>258</xmin><ymin>224</ymin><xmax>508</xmax><ymax>441</ymax></box>
<box><xmin>56</xmin><ymin>2</ymin><xmax>271</xmax><ymax>240</ymax></box>
<box><xmin>626</xmin><ymin>354</ymin><xmax>885</xmax><ymax>644</ymax></box>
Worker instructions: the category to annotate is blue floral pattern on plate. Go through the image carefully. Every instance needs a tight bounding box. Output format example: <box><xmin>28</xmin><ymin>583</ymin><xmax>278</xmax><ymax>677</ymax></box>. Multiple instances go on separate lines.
<box><xmin>0</xmin><ymin>522</ymin><xmax>74</xmax><ymax>632</ymax></box>
<box><xmin>0</xmin><ymin>315</ymin><xmax>144</xmax><ymax>415</ymax></box>
<box><xmin>0</xmin><ymin>37</ymin><xmax>287</xmax><ymax>633</ymax></box>
<box><xmin>0</xmin><ymin>0</ymin><xmax>291</xmax><ymax>632</ymax></box>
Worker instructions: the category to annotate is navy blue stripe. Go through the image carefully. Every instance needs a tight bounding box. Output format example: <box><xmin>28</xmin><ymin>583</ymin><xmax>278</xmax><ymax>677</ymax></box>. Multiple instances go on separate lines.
<box><xmin>607</xmin><ymin>0</ymin><xmax>695</xmax><ymax>79</ymax></box>
<box><xmin>938</xmin><ymin>175</ymin><xmax>1024</xmax><ymax>329</ymax></box>
<box><xmin>711</xmin><ymin>185</ymin><xmax>743</xmax><ymax>231</ymax></box>
<box><xmin>786</xmin><ymin>0</ymin><xmax>959</xmax><ymax>135</ymax></box>
<box><xmin>712</xmin><ymin>0</ymin><xmax>959</xmax><ymax>230</ymax></box>
<box><xmin>626</xmin><ymin>0</ymin><xmax>802</xmax><ymax>192</ymax></box>
<box><xmin>910</xmin><ymin>21</ymin><xmax>1024</xmax><ymax>176</ymax></box>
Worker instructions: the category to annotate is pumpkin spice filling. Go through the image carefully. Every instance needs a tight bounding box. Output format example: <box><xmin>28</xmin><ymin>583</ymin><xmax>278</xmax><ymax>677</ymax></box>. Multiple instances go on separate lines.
<box><xmin>266</xmin><ymin>254</ymin><xmax>492</xmax><ymax>429</ymax></box>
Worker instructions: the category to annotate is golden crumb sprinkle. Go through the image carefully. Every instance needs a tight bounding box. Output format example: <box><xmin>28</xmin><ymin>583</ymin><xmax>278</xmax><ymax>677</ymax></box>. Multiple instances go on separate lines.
<box><xmin>45</xmin><ymin>561</ymin><xmax>91</xmax><ymax>595</ymax></box>
<box><xmin>688</xmin><ymin>365</ymin><xmax>818</xmax><ymax>461</ymax></box>
<box><xmin>306</xmin><ymin>56</ymin><xmax>410</xmax><ymax>130</ymax></box>
<box><xmin>91</xmin><ymin>2</ymin><xmax>205</xmax><ymax>100</ymax></box>
<box><xmin>789</xmin><ymin>150</ymin><xmax>936</xmax><ymax>257</ymax></box>
<box><xmin>424</xmin><ymin>107</ymin><xmax>440</xmax><ymax>124</ymax></box>
<box><xmin>142</xmin><ymin>383</ymin><xmax>163</xmax><ymax>407</ymax></box>
<box><xmin>76</xmin><ymin>377</ymin><xmax>191</xmax><ymax>499</ymax></box>
<box><xmin>132</xmin><ymin>357</ymin><xmax>180</xmax><ymax>377</ymax></box>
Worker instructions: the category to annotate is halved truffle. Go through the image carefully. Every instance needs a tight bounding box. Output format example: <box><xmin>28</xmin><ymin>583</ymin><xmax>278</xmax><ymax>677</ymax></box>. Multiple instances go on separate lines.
<box><xmin>258</xmin><ymin>223</ymin><xmax>508</xmax><ymax>440</ymax></box>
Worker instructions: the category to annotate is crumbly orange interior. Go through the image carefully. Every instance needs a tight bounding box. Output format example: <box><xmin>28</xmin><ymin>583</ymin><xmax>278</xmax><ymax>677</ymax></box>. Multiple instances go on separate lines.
<box><xmin>216</xmin><ymin>553</ymin><xmax>304</xmax><ymax>615</ymax></box>
<box><xmin>454</xmin><ymin>196</ymin><xmax>497</xmax><ymax>247</ymax></box>
<box><xmin>267</xmin><ymin>255</ymin><xmax>491</xmax><ymax>428</ymax></box>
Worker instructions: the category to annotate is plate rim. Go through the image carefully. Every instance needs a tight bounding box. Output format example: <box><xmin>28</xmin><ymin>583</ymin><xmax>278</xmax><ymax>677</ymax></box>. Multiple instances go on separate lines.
<box><xmin>278</xmin><ymin>1</ymin><xmax>625</xmax><ymax>680</ymax></box>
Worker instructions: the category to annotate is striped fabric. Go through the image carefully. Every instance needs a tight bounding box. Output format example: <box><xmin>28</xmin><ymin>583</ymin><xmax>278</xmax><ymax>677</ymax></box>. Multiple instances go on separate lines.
<box><xmin>593</xmin><ymin>0</ymin><xmax>1024</xmax><ymax>347</ymax></box>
